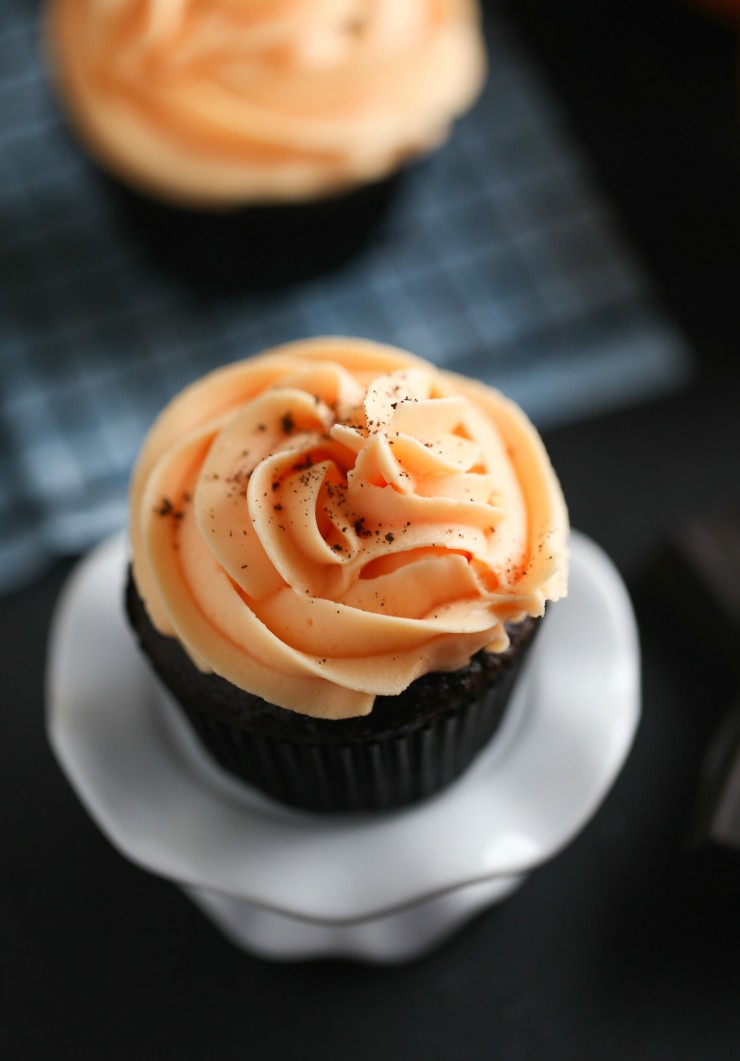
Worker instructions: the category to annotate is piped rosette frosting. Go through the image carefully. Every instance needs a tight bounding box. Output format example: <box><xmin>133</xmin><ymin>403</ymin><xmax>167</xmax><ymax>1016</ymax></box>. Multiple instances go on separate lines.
<box><xmin>130</xmin><ymin>339</ymin><xmax>568</xmax><ymax>719</ymax></box>
<box><xmin>46</xmin><ymin>0</ymin><xmax>486</xmax><ymax>206</ymax></box>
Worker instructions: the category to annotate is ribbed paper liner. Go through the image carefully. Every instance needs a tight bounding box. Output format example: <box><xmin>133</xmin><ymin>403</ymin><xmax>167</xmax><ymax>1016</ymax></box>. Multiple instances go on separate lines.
<box><xmin>106</xmin><ymin>172</ymin><xmax>399</xmax><ymax>291</ymax></box>
<box><xmin>172</xmin><ymin>651</ymin><xmax>526</xmax><ymax>813</ymax></box>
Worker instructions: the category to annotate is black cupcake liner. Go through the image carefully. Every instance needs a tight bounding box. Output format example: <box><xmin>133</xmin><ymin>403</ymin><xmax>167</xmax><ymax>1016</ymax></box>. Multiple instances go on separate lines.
<box><xmin>126</xmin><ymin>570</ymin><xmax>539</xmax><ymax>813</ymax></box>
<box><xmin>102</xmin><ymin>170</ymin><xmax>400</xmax><ymax>294</ymax></box>
<box><xmin>172</xmin><ymin>653</ymin><xmax>526</xmax><ymax>813</ymax></box>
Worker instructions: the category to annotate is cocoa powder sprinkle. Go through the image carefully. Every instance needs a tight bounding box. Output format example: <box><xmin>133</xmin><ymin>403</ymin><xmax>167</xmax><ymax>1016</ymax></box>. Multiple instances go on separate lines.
<box><xmin>155</xmin><ymin>497</ymin><xmax>173</xmax><ymax>517</ymax></box>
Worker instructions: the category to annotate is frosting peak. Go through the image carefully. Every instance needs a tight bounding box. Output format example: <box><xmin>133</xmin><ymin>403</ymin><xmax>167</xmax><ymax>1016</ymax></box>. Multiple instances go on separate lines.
<box><xmin>47</xmin><ymin>0</ymin><xmax>487</xmax><ymax>205</ymax></box>
<box><xmin>130</xmin><ymin>338</ymin><xmax>569</xmax><ymax>719</ymax></box>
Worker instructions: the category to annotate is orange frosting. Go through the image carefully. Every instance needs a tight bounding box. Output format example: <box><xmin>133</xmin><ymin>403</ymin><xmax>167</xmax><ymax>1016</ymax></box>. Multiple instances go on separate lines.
<box><xmin>130</xmin><ymin>338</ymin><xmax>569</xmax><ymax>719</ymax></box>
<box><xmin>46</xmin><ymin>0</ymin><xmax>486</xmax><ymax>206</ymax></box>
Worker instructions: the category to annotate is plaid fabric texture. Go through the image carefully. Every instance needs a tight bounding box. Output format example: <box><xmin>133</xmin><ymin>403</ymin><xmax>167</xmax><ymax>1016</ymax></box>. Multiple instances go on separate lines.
<box><xmin>0</xmin><ymin>2</ymin><xmax>691</xmax><ymax>591</ymax></box>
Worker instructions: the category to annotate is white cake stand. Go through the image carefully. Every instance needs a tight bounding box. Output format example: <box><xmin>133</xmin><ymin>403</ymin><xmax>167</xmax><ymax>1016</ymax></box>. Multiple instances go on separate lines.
<box><xmin>47</xmin><ymin>531</ymin><xmax>639</xmax><ymax>963</ymax></box>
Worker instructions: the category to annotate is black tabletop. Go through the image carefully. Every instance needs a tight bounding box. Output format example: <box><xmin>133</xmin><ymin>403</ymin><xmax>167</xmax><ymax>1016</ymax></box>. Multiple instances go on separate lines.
<box><xmin>3</xmin><ymin>2</ymin><xmax>740</xmax><ymax>1059</ymax></box>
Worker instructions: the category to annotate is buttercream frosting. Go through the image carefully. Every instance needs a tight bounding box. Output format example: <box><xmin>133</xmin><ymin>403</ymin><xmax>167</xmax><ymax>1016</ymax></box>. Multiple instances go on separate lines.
<box><xmin>130</xmin><ymin>338</ymin><xmax>569</xmax><ymax>719</ymax></box>
<box><xmin>46</xmin><ymin>0</ymin><xmax>486</xmax><ymax>206</ymax></box>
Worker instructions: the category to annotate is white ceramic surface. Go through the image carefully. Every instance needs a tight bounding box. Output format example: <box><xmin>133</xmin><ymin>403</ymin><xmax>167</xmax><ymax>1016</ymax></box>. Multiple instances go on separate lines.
<box><xmin>47</xmin><ymin>530</ymin><xmax>639</xmax><ymax>961</ymax></box>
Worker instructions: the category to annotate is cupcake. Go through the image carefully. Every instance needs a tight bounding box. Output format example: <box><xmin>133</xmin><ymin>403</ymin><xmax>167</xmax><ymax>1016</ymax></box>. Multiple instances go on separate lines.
<box><xmin>127</xmin><ymin>337</ymin><xmax>568</xmax><ymax>811</ymax></box>
<box><xmin>45</xmin><ymin>1</ymin><xmax>487</xmax><ymax>286</ymax></box>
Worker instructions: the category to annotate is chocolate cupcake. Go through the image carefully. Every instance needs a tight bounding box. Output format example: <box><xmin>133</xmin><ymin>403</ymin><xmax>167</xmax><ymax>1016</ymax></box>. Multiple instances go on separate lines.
<box><xmin>127</xmin><ymin>338</ymin><xmax>569</xmax><ymax>812</ymax></box>
<box><xmin>45</xmin><ymin>0</ymin><xmax>487</xmax><ymax>288</ymax></box>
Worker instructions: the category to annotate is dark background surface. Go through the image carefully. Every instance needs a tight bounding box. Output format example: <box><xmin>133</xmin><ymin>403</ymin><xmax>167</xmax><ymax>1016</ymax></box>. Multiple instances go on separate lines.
<box><xmin>2</xmin><ymin>1</ymin><xmax>740</xmax><ymax>1058</ymax></box>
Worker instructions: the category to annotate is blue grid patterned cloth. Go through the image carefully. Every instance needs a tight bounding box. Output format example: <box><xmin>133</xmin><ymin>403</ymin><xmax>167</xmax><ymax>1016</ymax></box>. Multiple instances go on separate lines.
<box><xmin>0</xmin><ymin>1</ymin><xmax>691</xmax><ymax>592</ymax></box>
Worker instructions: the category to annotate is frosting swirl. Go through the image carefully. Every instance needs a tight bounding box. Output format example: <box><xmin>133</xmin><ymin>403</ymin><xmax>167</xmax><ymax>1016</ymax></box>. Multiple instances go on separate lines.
<box><xmin>130</xmin><ymin>338</ymin><xmax>568</xmax><ymax>719</ymax></box>
<box><xmin>47</xmin><ymin>0</ymin><xmax>486</xmax><ymax>205</ymax></box>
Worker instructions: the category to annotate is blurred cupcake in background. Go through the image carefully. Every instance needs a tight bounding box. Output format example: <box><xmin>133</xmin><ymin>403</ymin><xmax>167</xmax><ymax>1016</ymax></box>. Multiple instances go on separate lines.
<box><xmin>45</xmin><ymin>0</ymin><xmax>486</xmax><ymax>288</ymax></box>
